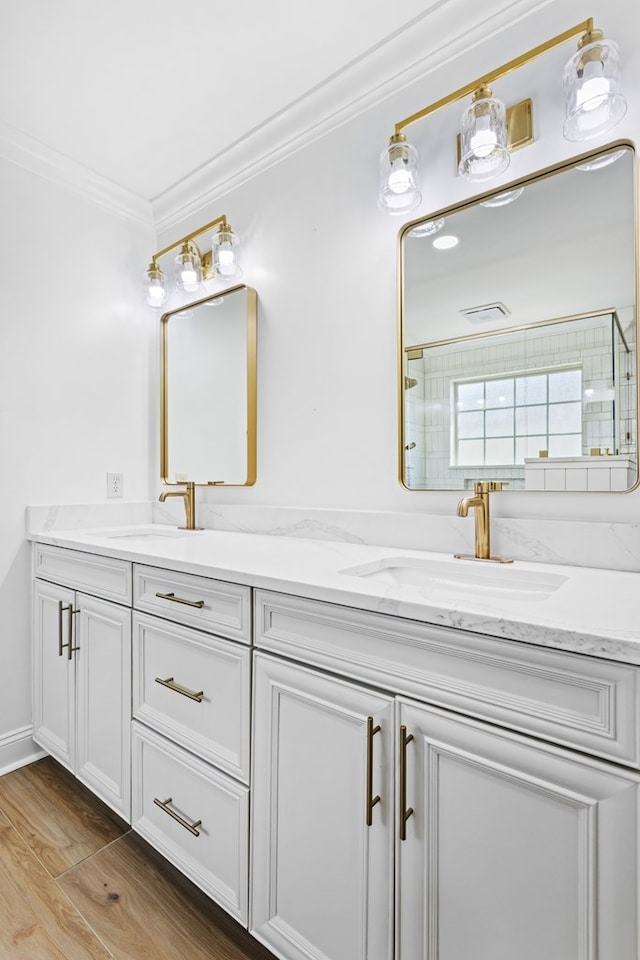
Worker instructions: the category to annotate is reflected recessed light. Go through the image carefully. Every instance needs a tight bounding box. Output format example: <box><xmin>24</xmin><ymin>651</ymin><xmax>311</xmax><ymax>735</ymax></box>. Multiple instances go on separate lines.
<box><xmin>432</xmin><ymin>234</ymin><xmax>460</xmax><ymax>250</ymax></box>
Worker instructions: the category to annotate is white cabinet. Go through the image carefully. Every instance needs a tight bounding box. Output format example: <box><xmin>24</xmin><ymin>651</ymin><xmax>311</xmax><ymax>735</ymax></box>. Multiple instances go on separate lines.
<box><xmin>253</xmin><ymin>591</ymin><xmax>640</xmax><ymax>960</ymax></box>
<box><xmin>32</xmin><ymin>570</ymin><xmax>132</xmax><ymax>820</ymax></box>
<box><xmin>397</xmin><ymin>697</ymin><xmax>639</xmax><ymax>960</ymax></box>
<box><xmin>130</xmin><ymin>563</ymin><xmax>252</xmax><ymax>924</ymax></box>
<box><xmin>251</xmin><ymin>653</ymin><xmax>394</xmax><ymax>960</ymax></box>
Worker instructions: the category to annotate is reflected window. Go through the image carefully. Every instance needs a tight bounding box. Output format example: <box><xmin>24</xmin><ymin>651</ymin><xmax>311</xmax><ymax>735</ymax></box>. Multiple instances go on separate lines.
<box><xmin>453</xmin><ymin>366</ymin><xmax>583</xmax><ymax>466</ymax></box>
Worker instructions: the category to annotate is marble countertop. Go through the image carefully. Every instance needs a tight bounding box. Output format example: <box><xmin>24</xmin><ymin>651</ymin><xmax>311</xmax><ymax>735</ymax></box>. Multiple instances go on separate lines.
<box><xmin>29</xmin><ymin>524</ymin><xmax>640</xmax><ymax>665</ymax></box>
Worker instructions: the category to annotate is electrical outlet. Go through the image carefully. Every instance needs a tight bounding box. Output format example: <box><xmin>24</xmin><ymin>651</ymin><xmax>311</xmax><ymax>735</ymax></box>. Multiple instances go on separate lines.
<box><xmin>107</xmin><ymin>472</ymin><xmax>123</xmax><ymax>498</ymax></box>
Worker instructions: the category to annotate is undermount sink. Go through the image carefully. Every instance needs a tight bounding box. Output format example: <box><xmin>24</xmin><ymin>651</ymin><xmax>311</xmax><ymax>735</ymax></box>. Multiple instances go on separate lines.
<box><xmin>339</xmin><ymin>556</ymin><xmax>567</xmax><ymax>602</ymax></box>
<box><xmin>106</xmin><ymin>529</ymin><xmax>203</xmax><ymax>541</ymax></box>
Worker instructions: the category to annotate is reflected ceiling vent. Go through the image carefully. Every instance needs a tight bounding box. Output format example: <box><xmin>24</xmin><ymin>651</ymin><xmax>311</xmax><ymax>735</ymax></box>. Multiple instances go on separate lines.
<box><xmin>460</xmin><ymin>302</ymin><xmax>510</xmax><ymax>323</ymax></box>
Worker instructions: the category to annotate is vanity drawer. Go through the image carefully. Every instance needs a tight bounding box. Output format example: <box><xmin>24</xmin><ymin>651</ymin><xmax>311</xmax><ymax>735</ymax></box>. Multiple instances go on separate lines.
<box><xmin>131</xmin><ymin>721</ymin><xmax>249</xmax><ymax>924</ymax></box>
<box><xmin>33</xmin><ymin>543</ymin><xmax>131</xmax><ymax>604</ymax></box>
<box><xmin>133</xmin><ymin>564</ymin><xmax>251</xmax><ymax>644</ymax></box>
<box><xmin>255</xmin><ymin>590</ymin><xmax>640</xmax><ymax>768</ymax></box>
<box><xmin>132</xmin><ymin>613</ymin><xmax>251</xmax><ymax>783</ymax></box>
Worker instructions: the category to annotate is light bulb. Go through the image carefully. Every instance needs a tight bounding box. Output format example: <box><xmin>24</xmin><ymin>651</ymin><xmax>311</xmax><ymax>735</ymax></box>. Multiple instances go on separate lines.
<box><xmin>180</xmin><ymin>266</ymin><xmax>198</xmax><ymax>286</ymax></box>
<box><xmin>148</xmin><ymin>282</ymin><xmax>165</xmax><ymax>306</ymax></box>
<box><xmin>217</xmin><ymin>245</ymin><xmax>236</xmax><ymax>276</ymax></box>
<box><xmin>378</xmin><ymin>134</ymin><xmax>421</xmax><ymax>215</ymax></box>
<box><xmin>388</xmin><ymin>166</ymin><xmax>413</xmax><ymax>194</ymax></box>
<box><xmin>212</xmin><ymin>223</ymin><xmax>241</xmax><ymax>279</ymax></box>
<box><xmin>175</xmin><ymin>242</ymin><xmax>203</xmax><ymax>292</ymax></box>
<box><xmin>469</xmin><ymin>123</ymin><xmax>498</xmax><ymax>159</ymax></box>
<box><xmin>143</xmin><ymin>262</ymin><xmax>167</xmax><ymax>309</ymax></box>
<box><xmin>563</xmin><ymin>31</ymin><xmax>627</xmax><ymax>141</ymax></box>
<box><xmin>458</xmin><ymin>87</ymin><xmax>509</xmax><ymax>183</ymax></box>
<box><xmin>577</xmin><ymin>74</ymin><xmax>611</xmax><ymax>111</ymax></box>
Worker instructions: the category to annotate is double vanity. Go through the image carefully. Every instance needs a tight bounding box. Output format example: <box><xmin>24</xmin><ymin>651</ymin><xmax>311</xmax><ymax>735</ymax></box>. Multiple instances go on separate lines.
<box><xmin>29</xmin><ymin>522</ymin><xmax>640</xmax><ymax>960</ymax></box>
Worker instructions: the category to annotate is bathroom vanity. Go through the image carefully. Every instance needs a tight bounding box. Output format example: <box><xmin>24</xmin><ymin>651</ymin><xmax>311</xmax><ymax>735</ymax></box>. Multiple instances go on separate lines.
<box><xmin>30</xmin><ymin>525</ymin><xmax>640</xmax><ymax>960</ymax></box>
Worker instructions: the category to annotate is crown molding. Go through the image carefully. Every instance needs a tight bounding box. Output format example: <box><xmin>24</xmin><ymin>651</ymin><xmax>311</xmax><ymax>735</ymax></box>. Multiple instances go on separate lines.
<box><xmin>0</xmin><ymin>0</ymin><xmax>556</xmax><ymax>234</ymax></box>
<box><xmin>152</xmin><ymin>0</ymin><xmax>555</xmax><ymax>232</ymax></box>
<box><xmin>0</xmin><ymin>120</ymin><xmax>153</xmax><ymax>228</ymax></box>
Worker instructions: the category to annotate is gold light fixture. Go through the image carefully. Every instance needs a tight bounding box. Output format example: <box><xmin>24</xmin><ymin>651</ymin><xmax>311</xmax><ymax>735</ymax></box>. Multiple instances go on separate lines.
<box><xmin>378</xmin><ymin>18</ymin><xmax>627</xmax><ymax>214</ymax></box>
<box><xmin>144</xmin><ymin>214</ymin><xmax>241</xmax><ymax>309</ymax></box>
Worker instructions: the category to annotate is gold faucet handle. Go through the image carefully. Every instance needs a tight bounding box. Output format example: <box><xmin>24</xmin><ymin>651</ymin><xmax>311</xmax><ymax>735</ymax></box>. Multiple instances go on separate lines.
<box><xmin>473</xmin><ymin>480</ymin><xmax>509</xmax><ymax>494</ymax></box>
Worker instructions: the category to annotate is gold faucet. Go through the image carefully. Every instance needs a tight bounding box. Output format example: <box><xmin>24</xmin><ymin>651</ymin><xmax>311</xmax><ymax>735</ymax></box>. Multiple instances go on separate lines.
<box><xmin>455</xmin><ymin>481</ymin><xmax>512</xmax><ymax>563</ymax></box>
<box><xmin>159</xmin><ymin>482</ymin><xmax>198</xmax><ymax>530</ymax></box>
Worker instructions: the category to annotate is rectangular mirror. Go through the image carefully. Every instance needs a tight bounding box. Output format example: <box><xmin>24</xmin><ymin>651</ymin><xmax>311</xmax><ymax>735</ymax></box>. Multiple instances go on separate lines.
<box><xmin>161</xmin><ymin>284</ymin><xmax>257</xmax><ymax>486</ymax></box>
<box><xmin>399</xmin><ymin>142</ymin><xmax>638</xmax><ymax>492</ymax></box>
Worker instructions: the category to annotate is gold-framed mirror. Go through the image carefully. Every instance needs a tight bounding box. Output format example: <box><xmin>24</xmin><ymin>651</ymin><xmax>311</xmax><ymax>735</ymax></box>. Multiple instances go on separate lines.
<box><xmin>399</xmin><ymin>141</ymin><xmax>638</xmax><ymax>492</ymax></box>
<box><xmin>160</xmin><ymin>284</ymin><xmax>257</xmax><ymax>486</ymax></box>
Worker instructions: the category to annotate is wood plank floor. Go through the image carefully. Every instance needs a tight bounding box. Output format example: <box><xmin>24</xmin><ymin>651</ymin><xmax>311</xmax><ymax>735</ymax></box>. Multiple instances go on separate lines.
<box><xmin>0</xmin><ymin>757</ymin><xmax>274</xmax><ymax>960</ymax></box>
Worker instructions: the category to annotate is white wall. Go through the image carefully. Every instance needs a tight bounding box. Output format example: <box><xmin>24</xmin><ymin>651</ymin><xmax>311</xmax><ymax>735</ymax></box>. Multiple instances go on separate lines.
<box><xmin>156</xmin><ymin>0</ymin><xmax>640</xmax><ymax>526</ymax></box>
<box><xmin>0</xmin><ymin>157</ymin><xmax>155</xmax><ymax>768</ymax></box>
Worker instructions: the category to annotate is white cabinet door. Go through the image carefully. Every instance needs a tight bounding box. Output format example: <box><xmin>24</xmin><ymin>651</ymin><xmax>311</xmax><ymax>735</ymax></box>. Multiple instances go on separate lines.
<box><xmin>397</xmin><ymin>697</ymin><xmax>640</xmax><ymax>960</ymax></box>
<box><xmin>32</xmin><ymin>579</ymin><xmax>76</xmax><ymax>771</ymax></box>
<box><xmin>251</xmin><ymin>653</ymin><xmax>394</xmax><ymax>960</ymax></box>
<box><xmin>76</xmin><ymin>593</ymin><xmax>131</xmax><ymax>819</ymax></box>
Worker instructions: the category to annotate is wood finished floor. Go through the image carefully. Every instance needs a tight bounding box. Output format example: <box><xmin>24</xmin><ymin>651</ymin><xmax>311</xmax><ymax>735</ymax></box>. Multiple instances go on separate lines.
<box><xmin>0</xmin><ymin>757</ymin><xmax>274</xmax><ymax>960</ymax></box>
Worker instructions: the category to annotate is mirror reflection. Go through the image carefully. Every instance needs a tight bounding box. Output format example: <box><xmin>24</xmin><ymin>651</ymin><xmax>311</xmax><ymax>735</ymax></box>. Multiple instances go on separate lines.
<box><xmin>400</xmin><ymin>143</ymin><xmax>637</xmax><ymax>491</ymax></box>
<box><xmin>161</xmin><ymin>285</ymin><xmax>257</xmax><ymax>486</ymax></box>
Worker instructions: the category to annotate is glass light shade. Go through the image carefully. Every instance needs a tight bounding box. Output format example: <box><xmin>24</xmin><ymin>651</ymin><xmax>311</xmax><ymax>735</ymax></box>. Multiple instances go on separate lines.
<box><xmin>212</xmin><ymin>224</ymin><xmax>241</xmax><ymax>279</ymax></box>
<box><xmin>408</xmin><ymin>217</ymin><xmax>445</xmax><ymax>238</ymax></box>
<box><xmin>458</xmin><ymin>87</ymin><xmax>510</xmax><ymax>183</ymax></box>
<box><xmin>144</xmin><ymin>262</ymin><xmax>167</xmax><ymax>308</ymax></box>
<box><xmin>577</xmin><ymin>147</ymin><xmax>626</xmax><ymax>172</ymax></box>
<box><xmin>175</xmin><ymin>242</ymin><xmax>203</xmax><ymax>293</ymax></box>
<box><xmin>563</xmin><ymin>33</ymin><xmax>627</xmax><ymax>141</ymax></box>
<box><xmin>378</xmin><ymin>135</ymin><xmax>422</xmax><ymax>215</ymax></box>
<box><xmin>480</xmin><ymin>187</ymin><xmax>524</xmax><ymax>208</ymax></box>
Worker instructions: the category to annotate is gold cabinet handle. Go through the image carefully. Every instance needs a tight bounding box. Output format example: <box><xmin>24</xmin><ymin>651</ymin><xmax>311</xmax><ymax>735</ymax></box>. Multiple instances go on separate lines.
<box><xmin>67</xmin><ymin>604</ymin><xmax>80</xmax><ymax>661</ymax></box>
<box><xmin>155</xmin><ymin>591</ymin><xmax>205</xmax><ymax>609</ymax></box>
<box><xmin>399</xmin><ymin>724</ymin><xmax>414</xmax><ymax>841</ymax></box>
<box><xmin>153</xmin><ymin>797</ymin><xmax>202</xmax><ymax>836</ymax></box>
<box><xmin>57</xmin><ymin>601</ymin><xmax>80</xmax><ymax>659</ymax></box>
<box><xmin>58</xmin><ymin>600</ymin><xmax>68</xmax><ymax>657</ymax></box>
<box><xmin>155</xmin><ymin>677</ymin><xmax>204</xmax><ymax>702</ymax></box>
<box><xmin>366</xmin><ymin>716</ymin><xmax>382</xmax><ymax>826</ymax></box>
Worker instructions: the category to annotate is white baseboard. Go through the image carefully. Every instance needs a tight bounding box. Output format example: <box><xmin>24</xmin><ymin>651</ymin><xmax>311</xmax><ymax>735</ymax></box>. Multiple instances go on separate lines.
<box><xmin>0</xmin><ymin>725</ymin><xmax>47</xmax><ymax>777</ymax></box>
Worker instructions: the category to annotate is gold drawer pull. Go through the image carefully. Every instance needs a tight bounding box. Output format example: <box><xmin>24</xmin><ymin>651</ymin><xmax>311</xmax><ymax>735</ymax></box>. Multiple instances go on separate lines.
<box><xmin>399</xmin><ymin>724</ymin><xmax>414</xmax><ymax>842</ymax></box>
<box><xmin>155</xmin><ymin>591</ymin><xmax>205</xmax><ymax>609</ymax></box>
<box><xmin>366</xmin><ymin>716</ymin><xmax>382</xmax><ymax>826</ymax></box>
<box><xmin>155</xmin><ymin>676</ymin><xmax>204</xmax><ymax>702</ymax></box>
<box><xmin>153</xmin><ymin>797</ymin><xmax>202</xmax><ymax>837</ymax></box>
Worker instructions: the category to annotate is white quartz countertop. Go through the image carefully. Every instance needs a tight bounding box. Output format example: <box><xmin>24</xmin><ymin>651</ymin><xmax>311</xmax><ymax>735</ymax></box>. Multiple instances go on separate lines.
<box><xmin>29</xmin><ymin>524</ymin><xmax>640</xmax><ymax>665</ymax></box>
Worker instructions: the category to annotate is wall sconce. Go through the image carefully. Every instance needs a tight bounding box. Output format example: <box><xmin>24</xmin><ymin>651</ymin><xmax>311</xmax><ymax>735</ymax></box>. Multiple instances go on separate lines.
<box><xmin>378</xmin><ymin>17</ymin><xmax>627</xmax><ymax>215</ymax></box>
<box><xmin>144</xmin><ymin>214</ymin><xmax>241</xmax><ymax>309</ymax></box>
